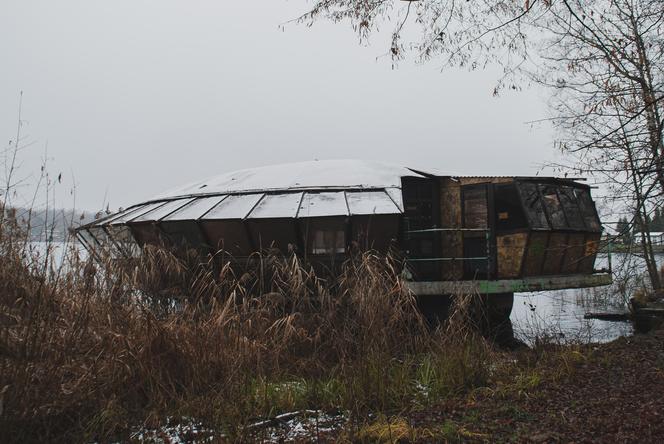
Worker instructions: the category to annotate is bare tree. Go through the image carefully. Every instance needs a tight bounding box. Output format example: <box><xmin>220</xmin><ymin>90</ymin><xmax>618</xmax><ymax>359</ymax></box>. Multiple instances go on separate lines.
<box><xmin>300</xmin><ymin>0</ymin><xmax>664</xmax><ymax>290</ymax></box>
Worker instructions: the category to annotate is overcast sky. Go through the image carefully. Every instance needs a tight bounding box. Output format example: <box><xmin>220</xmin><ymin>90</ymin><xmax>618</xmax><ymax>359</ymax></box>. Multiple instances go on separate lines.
<box><xmin>1</xmin><ymin>0</ymin><xmax>556</xmax><ymax>212</ymax></box>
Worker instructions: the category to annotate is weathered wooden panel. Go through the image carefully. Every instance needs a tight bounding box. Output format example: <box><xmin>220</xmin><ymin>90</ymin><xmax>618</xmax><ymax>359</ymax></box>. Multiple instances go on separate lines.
<box><xmin>561</xmin><ymin>233</ymin><xmax>586</xmax><ymax>274</ymax></box>
<box><xmin>579</xmin><ymin>233</ymin><xmax>601</xmax><ymax>273</ymax></box>
<box><xmin>351</xmin><ymin>214</ymin><xmax>399</xmax><ymax>253</ymax></box>
<box><xmin>496</xmin><ymin>232</ymin><xmax>528</xmax><ymax>278</ymax></box>
<box><xmin>543</xmin><ymin>232</ymin><xmax>568</xmax><ymax>275</ymax></box>
<box><xmin>523</xmin><ymin>231</ymin><xmax>548</xmax><ymax>276</ymax></box>
<box><xmin>439</xmin><ymin>178</ymin><xmax>463</xmax><ymax>280</ymax></box>
<box><xmin>200</xmin><ymin>220</ymin><xmax>253</xmax><ymax>256</ymax></box>
<box><xmin>458</xmin><ymin>177</ymin><xmax>513</xmax><ymax>186</ymax></box>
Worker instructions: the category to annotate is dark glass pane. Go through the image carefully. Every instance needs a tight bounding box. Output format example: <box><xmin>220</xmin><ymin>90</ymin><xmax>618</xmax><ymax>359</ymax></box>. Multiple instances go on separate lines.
<box><xmin>494</xmin><ymin>184</ymin><xmax>528</xmax><ymax>230</ymax></box>
<box><xmin>559</xmin><ymin>187</ymin><xmax>586</xmax><ymax>230</ymax></box>
<box><xmin>577</xmin><ymin>189</ymin><xmax>601</xmax><ymax>231</ymax></box>
<box><xmin>518</xmin><ymin>182</ymin><xmax>549</xmax><ymax>229</ymax></box>
<box><xmin>540</xmin><ymin>185</ymin><xmax>567</xmax><ymax>229</ymax></box>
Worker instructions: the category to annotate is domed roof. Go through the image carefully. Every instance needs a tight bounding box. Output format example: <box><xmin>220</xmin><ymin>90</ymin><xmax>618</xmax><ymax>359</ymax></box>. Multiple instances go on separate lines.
<box><xmin>85</xmin><ymin>160</ymin><xmax>430</xmax><ymax>228</ymax></box>
<box><xmin>153</xmin><ymin>159</ymin><xmax>428</xmax><ymax>200</ymax></box>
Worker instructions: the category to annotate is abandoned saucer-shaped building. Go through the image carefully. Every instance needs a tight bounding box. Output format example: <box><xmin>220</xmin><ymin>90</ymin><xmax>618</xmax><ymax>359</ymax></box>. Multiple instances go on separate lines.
<box><xmin>76</xmin><ymin>159</ymin><xmax>611</xmax><ymax>325</ymax></box>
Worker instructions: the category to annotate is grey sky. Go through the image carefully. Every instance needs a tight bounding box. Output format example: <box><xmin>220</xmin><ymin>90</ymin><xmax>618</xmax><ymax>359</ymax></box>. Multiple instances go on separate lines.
<box><xmin>1</xmin><ymin>0</ymin><xmax>554</xmax><ymax>212</ymax></box>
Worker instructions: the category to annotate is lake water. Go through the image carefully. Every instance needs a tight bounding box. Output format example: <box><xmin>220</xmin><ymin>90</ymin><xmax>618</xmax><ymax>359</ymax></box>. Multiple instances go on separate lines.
<box><xmin>511</xmin><ymin>253</ymin><xmax>663</xmax><ymax>344</ymax></box>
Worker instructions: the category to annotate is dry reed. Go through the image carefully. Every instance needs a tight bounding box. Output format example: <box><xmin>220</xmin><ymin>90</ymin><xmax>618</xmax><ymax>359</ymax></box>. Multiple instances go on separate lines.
<box><xmin>0</xmin><ymin>211</ymin><xmax>492</xmax><ymax>442</ymax></box>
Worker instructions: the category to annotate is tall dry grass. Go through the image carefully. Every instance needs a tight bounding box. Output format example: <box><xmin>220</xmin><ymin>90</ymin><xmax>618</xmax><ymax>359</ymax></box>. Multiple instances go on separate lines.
<box><xmin>0</xmin><ymin>210</ymin><xmax>492</xmax><ymax>442</ymax></box>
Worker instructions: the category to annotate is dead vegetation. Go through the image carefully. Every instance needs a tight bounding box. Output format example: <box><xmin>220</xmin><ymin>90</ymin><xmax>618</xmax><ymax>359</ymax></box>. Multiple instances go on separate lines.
<box><xmin>0</xmin><ymin>210</ymin><xmax>493</xmax><ymax>443</ymax></box>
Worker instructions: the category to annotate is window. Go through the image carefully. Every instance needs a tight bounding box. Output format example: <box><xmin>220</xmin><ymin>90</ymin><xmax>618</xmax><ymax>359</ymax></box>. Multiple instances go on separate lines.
<box><xmin>518</xmin><ymin>182</ymin><xmax>549</xmax><ymax>229</ymax></box>
<box><xmin>311</xmin><ymin>229</ymin><xmax>345</xmax><ymax>255</ymax></box>
<box><xmin>539</xmin><ymin>185</ymin><xmax>567</xmax><ymax>229</ymax></box>
<box><xmin>494</xmin><ymin>184</ymin><xmax>528</xmax><ymax>230</ymax></box>
<box><xmin>577</xmin><ymin>189</ymin><xmax>601</xmax><ymax>232</ymax></box>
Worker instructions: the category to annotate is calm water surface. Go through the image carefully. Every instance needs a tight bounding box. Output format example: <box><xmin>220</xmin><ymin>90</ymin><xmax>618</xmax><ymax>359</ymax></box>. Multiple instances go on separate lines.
<box><xmin>511</xmin><ymin>253</ymin><xmax>663</xmax><ymax>344</ymax></box>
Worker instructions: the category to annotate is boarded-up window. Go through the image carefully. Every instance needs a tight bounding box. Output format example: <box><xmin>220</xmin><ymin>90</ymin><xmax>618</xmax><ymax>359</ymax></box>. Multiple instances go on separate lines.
<box><xmin>463</xmin><ymin>187</ymin><xmax>488</xmax><ymax>228</ymax></box>
<box><xmin>312</xmin><ymin>229</ymin><xmax>345</xmax><ymax>255</ymax></box>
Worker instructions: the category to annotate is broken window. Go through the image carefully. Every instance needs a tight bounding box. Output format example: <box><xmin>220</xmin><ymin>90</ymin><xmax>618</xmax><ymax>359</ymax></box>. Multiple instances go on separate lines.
<box><xmin>539</xmin><ymin>185</ymin><xmax>567</xmax><ymax>229</ymax></box>
<box><xmin>518</xmin><ymin>182</ymin><xmax>549</xmax><ymax>229</ymax></box>
<box><xmin>494</xmin><ymin>184</ymin><xmax>528</xmax><ymax>231</ymax></box>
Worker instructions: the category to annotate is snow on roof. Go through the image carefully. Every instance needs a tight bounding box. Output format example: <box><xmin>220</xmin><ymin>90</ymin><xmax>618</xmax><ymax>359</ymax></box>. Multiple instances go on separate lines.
<box><xmin>152</xmin><ymin>159</ymin><xmax>427</xmax><ymax>200</ymax></box>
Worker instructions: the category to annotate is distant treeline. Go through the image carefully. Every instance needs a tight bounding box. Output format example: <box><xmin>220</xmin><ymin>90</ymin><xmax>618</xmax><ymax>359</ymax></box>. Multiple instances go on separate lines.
<box><xmin>3</xmin><ymin>207</ymin><xmax>98</xmax><ymax>242</ymax></box>
<box><xmin>615</xmin><ymin>209</ymin><xmax>664</xmax><ymax>244</ymax></box>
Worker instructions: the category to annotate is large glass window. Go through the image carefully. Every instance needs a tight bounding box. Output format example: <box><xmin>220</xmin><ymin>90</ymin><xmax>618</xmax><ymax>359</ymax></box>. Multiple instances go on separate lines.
<box><xmin>518</xmin><ymin>182</ymin><xmax>549</xmax><ymax>229</ymax></box>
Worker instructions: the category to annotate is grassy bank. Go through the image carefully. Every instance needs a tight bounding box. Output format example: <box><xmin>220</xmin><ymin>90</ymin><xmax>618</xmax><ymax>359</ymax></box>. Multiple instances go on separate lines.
<box><xmin>0</xmin><ymin>211</ymin><xmax>494</xmax><ymax>443</ymax></box>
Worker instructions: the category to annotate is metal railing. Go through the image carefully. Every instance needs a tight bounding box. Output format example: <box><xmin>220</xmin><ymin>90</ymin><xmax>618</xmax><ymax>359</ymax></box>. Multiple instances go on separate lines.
<box><xmin>405</xmin><ymin>227</ymin><xmax>492</xmax><ymax>278</ymax></box>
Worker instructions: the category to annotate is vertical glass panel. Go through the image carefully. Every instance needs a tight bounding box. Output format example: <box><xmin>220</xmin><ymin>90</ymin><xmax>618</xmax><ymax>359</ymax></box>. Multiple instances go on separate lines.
<box><xmin>539</xmin><ymin>184</ymin><xmax>567</xmax><ymax>229</ymax></box>
<box><xmin>577</xmin><ymin>189</ymin><xmax>601</xmax><ymax>232</ymax></box>
<box><xmin>518</xmin><ymin>182</ymin><xmax>549</xmax><ymax>229</ymax></box>
<box><xmin>559</xmin><ymin>187</ymin><xmax>586</xmax><ymax>230</ymax></box>
<box><xmin>106</xmin><ymin>225</ymin><xmax>141</xmax><ymax>257</ymax></box>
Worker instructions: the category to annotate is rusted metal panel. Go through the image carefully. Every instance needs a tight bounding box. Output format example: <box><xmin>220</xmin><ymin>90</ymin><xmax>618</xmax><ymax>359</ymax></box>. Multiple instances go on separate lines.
<box><xmin>496</xmin><ymin>232</ymin><xmax>528</xmax><ymax>278</ymax></box>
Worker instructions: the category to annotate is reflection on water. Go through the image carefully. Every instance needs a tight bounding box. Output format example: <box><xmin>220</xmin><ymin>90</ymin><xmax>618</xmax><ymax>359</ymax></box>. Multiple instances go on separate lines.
<box><xmin>511</xmin><ymin>253</ymin><xmax>663</xmax><ymax>344</ymax></box>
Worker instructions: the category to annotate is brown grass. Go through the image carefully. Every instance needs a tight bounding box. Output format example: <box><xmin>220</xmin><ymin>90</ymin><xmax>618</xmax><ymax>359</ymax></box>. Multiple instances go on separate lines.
<box><xmin>0</xmin><ymin>210</ymin><xmax>492</xmax><ymax>442</ymax></box>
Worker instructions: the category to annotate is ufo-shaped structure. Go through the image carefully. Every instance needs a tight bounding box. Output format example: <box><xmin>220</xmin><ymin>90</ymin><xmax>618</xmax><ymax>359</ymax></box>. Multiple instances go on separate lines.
<box><xmin>76</xmin><ymin>159</ymin><xmax>611</xmax><ymax>301</ymax></box>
